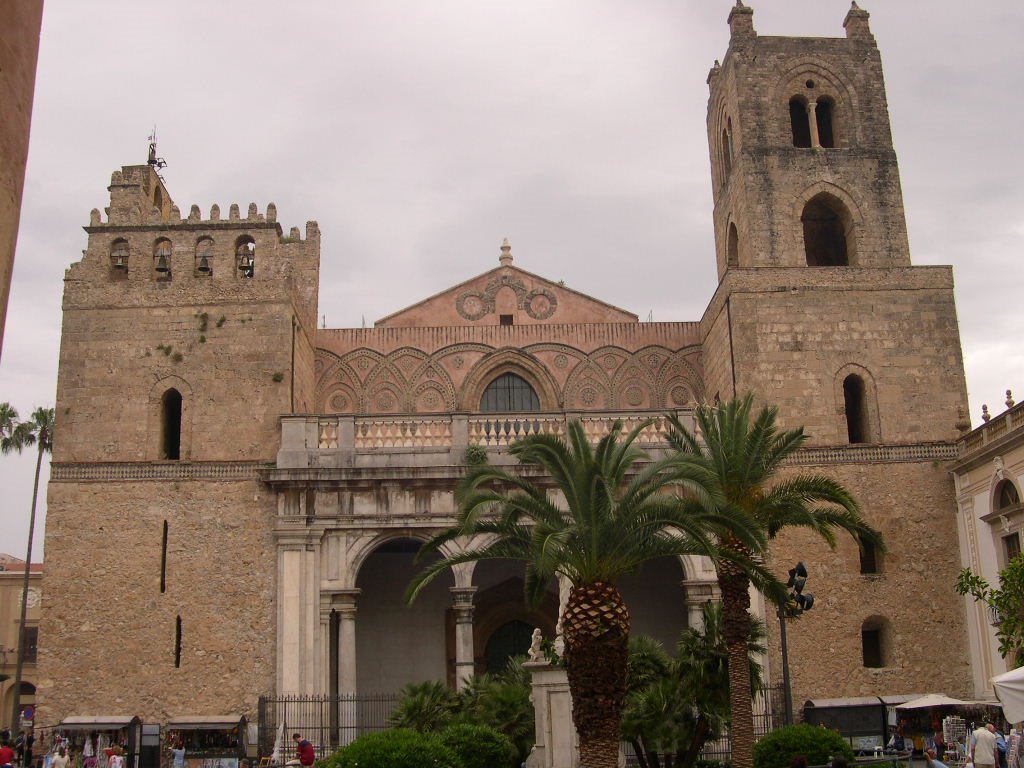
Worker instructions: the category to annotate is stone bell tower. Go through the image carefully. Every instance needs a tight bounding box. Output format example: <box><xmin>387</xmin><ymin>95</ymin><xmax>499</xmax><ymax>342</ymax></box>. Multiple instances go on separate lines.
<box><xmin>37</xmin><ymin>159</ymin><xmax>321</xmax><ymax>726</ymax></box>
<box><xmin>698</xmin><ymin>3</ymin><xmax>973</xmax><ymax>704</ymax></box>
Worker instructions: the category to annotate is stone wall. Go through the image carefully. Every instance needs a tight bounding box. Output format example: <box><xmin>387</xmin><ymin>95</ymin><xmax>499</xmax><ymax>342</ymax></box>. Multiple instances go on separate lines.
<box><xmin>765</xmin><ymin>459</ymin><xmax>972</xmax><ymax>704</ymax></box>
<box><xmin>0</xmin><ymin>0</ymin><xmax>44</xmax><ymax>358</ymax></box>
<box><xmin>37</xmin><ymin>479</ymin><xmax>276</xmax><ymax>726</ymax></box>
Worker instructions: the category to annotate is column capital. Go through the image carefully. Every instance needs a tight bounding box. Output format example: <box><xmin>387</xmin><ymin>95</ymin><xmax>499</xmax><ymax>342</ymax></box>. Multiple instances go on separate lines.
<box><xmin>450</xmin><ymin>586</ymin><xmax>476</xmax><ymax>623</ymax></box>
<box><xmin>330</xmin><ymin>588</ymin><xmax>361</xmax><ymax>617</ymax></box>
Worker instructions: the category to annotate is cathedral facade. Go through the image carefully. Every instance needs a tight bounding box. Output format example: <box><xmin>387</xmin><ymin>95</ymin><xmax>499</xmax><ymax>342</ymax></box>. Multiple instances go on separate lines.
<box><xmin>37</xmin><ymin>3</ymin><xmax>976</xmax><ymax>736</ymax></box>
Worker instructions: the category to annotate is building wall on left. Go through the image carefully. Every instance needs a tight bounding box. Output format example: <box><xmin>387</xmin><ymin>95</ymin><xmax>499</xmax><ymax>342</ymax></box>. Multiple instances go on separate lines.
<box><xmin>0</xmin><ymin>555</ymin><xmax>42</xmax><ymax>728</ymax></box>
<box><xmin>0</xmin><ymin>0</ymin><xmax>44</xmax><ymax>359</ymax></box>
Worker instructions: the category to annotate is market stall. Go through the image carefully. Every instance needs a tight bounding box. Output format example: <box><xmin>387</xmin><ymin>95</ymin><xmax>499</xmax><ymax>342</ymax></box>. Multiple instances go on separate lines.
<box><xmin>164</xmin><ymin>717</ymin><xmax>246</xmax><ymax>768</ymax></box>
<box><xmin>54</xmin><ymin>717</ymin><xmax>142</xmax><ymax>768</ymax></box>
<box><xmin>993</xmin><ymin>667</ymin><xmax>1024</xmax><ymax>724</ymax></box>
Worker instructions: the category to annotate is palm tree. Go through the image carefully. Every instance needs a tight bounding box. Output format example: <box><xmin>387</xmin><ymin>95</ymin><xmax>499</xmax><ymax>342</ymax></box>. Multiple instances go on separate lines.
<box><xmin>622</xmin><ymin>602</ymin><xmax>766</xmax><ymax>768</ymax></box>
<box><xmin>2</xmin><ymin>405</ymin><xmax>55</xmax><ymax>734</ymax></box>
<box><xmin>666</xmin><ymin>395</ymin><xmax>884</xmax><ymax>768</ymax></box>
<box><xmin>408</xmin><ymin>419</ymin><xmax>769</xmax><ymax>768</ymax></box>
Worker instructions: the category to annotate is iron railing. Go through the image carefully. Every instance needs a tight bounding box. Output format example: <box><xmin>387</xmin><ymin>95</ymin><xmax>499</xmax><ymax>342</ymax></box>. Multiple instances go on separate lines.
<box><xmin>257</xmin><ymin>693</ymin><xmax>399</xmax><ymax>757</ymax></box>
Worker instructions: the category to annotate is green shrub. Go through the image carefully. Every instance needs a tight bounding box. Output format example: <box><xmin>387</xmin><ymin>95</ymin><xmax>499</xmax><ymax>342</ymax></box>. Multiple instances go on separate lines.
<box><xmin>389</xmin><ymin>680</ymin><xmax>460</xmax><ymax>732</ymax></box>
<box><xmin>439</xmin><ymin>723</ymin><xmax>516</xmax><ymax>768</ymax></box>
<box><xmin>753</xmin><ymin>724</ymin><xmax>853</xmax><ymax>768</ymax></box>
<box><xmin>332</xmin><ymin>728</ymin><xmax>459</xmax><ymax>768</ymax></box>
<box><xmin>464</xmin><ymin>445</ymin><xmax>488</xmax><ymax>466</ymax></box>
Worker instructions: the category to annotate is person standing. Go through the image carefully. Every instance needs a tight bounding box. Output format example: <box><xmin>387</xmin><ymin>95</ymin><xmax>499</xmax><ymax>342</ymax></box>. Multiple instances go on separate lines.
<box><xmin>973</xmin><ymin>723</ymin><xmax>999</xmax><ymax>768</ymax></box>
<box><xmin>1</xmin><ymin>740</ymin><xmax>15</xmax><ymax>768</ymax></box>
<box><xmin>291</xmin><ymin>734</ymin><xmax>314</xmax><ymax>768</ymax></box>
<box><xmin>51</xmin><ymin>747</ymin><xmax>69</xmax><ymax>768</ymax></box>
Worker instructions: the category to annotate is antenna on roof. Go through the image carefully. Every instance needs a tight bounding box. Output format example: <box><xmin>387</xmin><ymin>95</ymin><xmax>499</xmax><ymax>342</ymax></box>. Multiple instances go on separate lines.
<box><xmin>646</xmin><ymin>310</ymin><xmax>654</xmax><ymax>322</ymax></box>
<box><xmin>147</xmin><ymin>126</ymin><xmax>167</xmax><ymax>170</ymax></box>
<box><xmin>321</xmin><ymin>315</ymin><xmax>326</xmax><ymax>329</ymax></box>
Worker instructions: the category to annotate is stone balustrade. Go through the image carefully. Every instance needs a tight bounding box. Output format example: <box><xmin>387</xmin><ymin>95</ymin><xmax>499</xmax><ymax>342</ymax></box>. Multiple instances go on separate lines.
<box><xmin>276</xmin><ymin>410</ymin><xmax>686</xmax><ymax>468</ymax></box>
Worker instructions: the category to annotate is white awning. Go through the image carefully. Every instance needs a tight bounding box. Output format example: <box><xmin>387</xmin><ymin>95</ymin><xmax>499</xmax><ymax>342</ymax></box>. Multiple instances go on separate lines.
<box><xmin>993</xmin><ymin>667</ymin><xmax>1024</xmax><ymax>723</ymax></box>
<box><xmin>59</xmin><ymin>717</ymin><xmax>139</xmax><ymax>731</ymax></box>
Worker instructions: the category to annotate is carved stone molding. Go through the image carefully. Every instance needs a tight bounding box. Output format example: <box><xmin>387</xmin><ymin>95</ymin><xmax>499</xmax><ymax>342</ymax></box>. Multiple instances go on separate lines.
<box><xmin>51</xmin><ymin>461</ymin><xmax>264</xmax><ymax>482</ymax></box>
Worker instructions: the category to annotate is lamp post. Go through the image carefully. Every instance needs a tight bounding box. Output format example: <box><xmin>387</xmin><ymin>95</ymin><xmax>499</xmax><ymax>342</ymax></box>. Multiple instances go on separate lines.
<box><xmin>778</xmin><ymin>561</ymin><xmax>814</xmax><ymax>726</ymax></box>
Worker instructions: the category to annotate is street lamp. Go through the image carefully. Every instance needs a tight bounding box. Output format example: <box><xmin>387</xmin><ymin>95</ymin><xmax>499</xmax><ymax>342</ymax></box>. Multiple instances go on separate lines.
<box><xmin>778</xmin><ymin>561</ymin><xmax>814</xmax><ymax>726</ymax></box>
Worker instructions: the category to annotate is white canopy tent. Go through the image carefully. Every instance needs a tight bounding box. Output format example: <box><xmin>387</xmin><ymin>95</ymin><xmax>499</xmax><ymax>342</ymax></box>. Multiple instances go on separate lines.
<box><xmin>993</xmin><ymin>667</ymin><xmax>1024</xmax><ymax>723</ymax></box>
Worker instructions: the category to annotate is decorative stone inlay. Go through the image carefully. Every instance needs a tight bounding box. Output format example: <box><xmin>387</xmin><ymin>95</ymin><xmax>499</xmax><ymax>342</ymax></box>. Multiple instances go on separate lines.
<box><xmin>624</xmin><ymin>385</ymin><xmax>644</xmax><ymax>406</ymax></box>
<box><xmin>52</xmin><ymin>461</ymin><xmax>264</xmax><ymax>482</ymax></box>
<box><xmin>524</xmin><ymin>288</ymin><xmax>558</xmax><ymax>320</ymax></box>
<box><xmin>329</xmin><ymin>392</ymin><xmax>349</xmax><ymax>411</ymax></box>
<box><xmin>451</xmin><ymin>355</ymin><xmax>465</xmax><ymax>369</ymax></box>
<box><xmin>670</xmin><ymin>386</ymin><xmax>690</xmax><ymax>406</ymax></box>
<box><xmin>647</xmin><ymin>353</ymin><xmax>661</xmax><ymax>368</ymax></box>
<box><xmin>456</xmin><ymin>291</ymin><xmax>488</xmax><ymax>321</ymax></box>
<box><xmin>355</xmin><ymin>357</ymin><xmax>370</xmax><ymax>371</ymax></box>
<box><xmin>554</xmin><ymin>354</ymin><xmax>568</xmax><ymax>369</ymax></box>
<box><xmin>422</xmin><ymin>391</ymin><xmax>440</xmax><ymax>409</ymax></box>
<box><xmin>376</xmin><ymin>393</ymin><xmax>395</xmax><ymax>410</ymax></box>
<box><xmin>602</xmin><ymin>354</ymin><xmax>618</xmax><ymax>369</ymax></box>
<box><xmin>580</xmin><ymin>387</ymin><xmax>597</xmax><ymax>405</ymax></box>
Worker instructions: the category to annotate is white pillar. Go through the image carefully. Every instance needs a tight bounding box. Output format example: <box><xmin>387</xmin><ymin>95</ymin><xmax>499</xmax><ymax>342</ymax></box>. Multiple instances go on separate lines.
<box><xmin>807</xmin><ymin>98</ymin><xmax>821</xmax><ymax>148</ymax></box>
<box><xmin>451</xmin><ymin>586</ymin><xmax>477</xmax><ymax>690</ymax></box>
<box><xmin>335</xmin><ymin>590</ymin><xmax>359</xmax><ymax>693</ymax></box>
<box><xmin>319</xmin><ymin>608</ymin><xmax>331</xmax><ymax>694</ymax></box>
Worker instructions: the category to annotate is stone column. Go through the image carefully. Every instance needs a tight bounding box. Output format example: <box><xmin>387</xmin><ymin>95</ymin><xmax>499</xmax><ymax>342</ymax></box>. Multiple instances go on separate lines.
<box><xmin>807</xmin><ymin>99</ymin><xmax>821</xmax><ymax>148</ymax></box>
<box><xmin>334</xmin><ymin>590</ymin><xmax>360</xmax><ymax>745</ymax></box>
<box><xmin>319</xmin><ymin>607</ymin><xmax>332</xmax><ymax>694</ymax></box>
<box><xmin>682</xmin><ymin>579</ymin><xmax>719</xmax><ymax>633</ymax></box>
<box><xmin>450</xmin><ymin>586</ymin><xmax>477</xmax><ymax>690</ymax></box>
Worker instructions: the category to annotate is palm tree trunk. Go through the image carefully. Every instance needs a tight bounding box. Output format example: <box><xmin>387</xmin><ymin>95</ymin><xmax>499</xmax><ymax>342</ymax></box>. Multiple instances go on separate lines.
<box><xmin>720</xmin><ymin>566</ymin><xmax>755</xmax><ymax>768</ymax></box>
<box><xmin>564</xmin><ymin>582</ymin><xmax>630</xmax><ymax>768</ymax></box>
<box><xmin>10</xmin><ymin>443</ymin><xmax>43</xmax><ymax>734</ymax></box>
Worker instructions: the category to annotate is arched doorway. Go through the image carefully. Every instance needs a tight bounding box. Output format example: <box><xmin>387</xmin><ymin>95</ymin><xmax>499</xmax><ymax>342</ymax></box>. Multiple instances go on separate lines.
<box><xmin>617</xmin><ymin>556</ymin><xmax>690</xmax><ymax>650</ymax></box>
<box><xmin>354</xmin><ymin>537</ymin><xmax>453</xmax><ymax>693</ymax></box>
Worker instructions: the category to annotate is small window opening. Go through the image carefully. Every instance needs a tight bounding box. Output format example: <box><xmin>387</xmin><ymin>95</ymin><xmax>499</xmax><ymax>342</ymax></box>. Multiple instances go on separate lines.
<box><xmin>480</xmin><ymin>372</ymin><xmax>540</xmax><ymax>412</ymax></box>
<box><xmin>160</xmin><ymin>520</ymin><xmax>169</xmax><ymax>593</ymax></box>
<box><xmin>843</xmin><ymin>374</ymin><xmax>868</xmax><ymax>443</ymax></box>
<box><xmin>1005</xmin><ymin>532</ymin><xmax>1021</xmax><ymax>564</ymax></box>
<box><xmin>195</xmin><ymin>237</ymin><xmax>214</xmax><ymax>277</ymax></box>
<box><xmin>154</xmin><ymin>186</ymin><xmax>163</xmax><ymax>212</ymax></box>
<box><xmin>727</xmin><ymin>222</ymin><xmax>739</xmax><ymax>268</ymax></box>
<box><xmin>174</xmin><ymin>615</ymin><xmax>182</xmax><ymax>668</ymax></box>
<box><xmin>161</xmin><ymin>388</ymin><xmax>182</xmax><ymax>460</ymax></box>
<box><xmin>805</xmin><ymin>79</ymin><xmax>816</xmax><ymax>89</ymax></box>
<box><xmin>722</xmin><ymin>127</ymin><xmax>733</xmax><ymax>179</ymax></box>
<box><xmin>816</xmin><ymin>99</ymin><xmax>835</xmax><ymax>148</ymax></box>
<box><xmin>154</xmin><ymin>238</ymin><xmax>172</xmax><ymax>281</ymax></box>
<box><xmin>790</xmin><ymin>97</ymin><xmax>812</xmax><ymax>148</ymax></box>
<box><xmin>22</xmin><ymin>626</ymin><xmax>38</xmax><ymax>664</ymax></box>
<box><xmin>236</xmin><ymin>237</ymin><xmax>255</xmax><ymax>278</ymax></box>
<box><xmin>802</xmin><ymin>195</ymin><xmax>850</xmax><ymax>267</ymax></box>
<box><xmin>499</xmin><ymin>314</ymin><xmax>513</xmax><ymax>326</ymax></box>
<box><xmin>859</xmin><ymin>540</ymin><xmax>879</xmax><ymax>574</ymax></box>
<box><xmin>110</xmin><ymin>239</ymin><xmax>130</xmax><ymax>278</ymax></box>
<box><xmin>997</xmin><ymin>480</ymin><xmax>1020</xmax><ymax>510</ymax></box>
<box><xmin>861</xmin><ymin>626</ymin><xmax>883</xmax><ymax>667</ymax></box>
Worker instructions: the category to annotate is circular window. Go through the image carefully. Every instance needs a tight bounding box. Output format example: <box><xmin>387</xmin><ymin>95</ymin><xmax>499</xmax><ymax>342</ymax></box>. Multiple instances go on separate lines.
<box><xmin>805</xmin><ymin>79</ymin><xmax>816</xmax><ymax>89</ymax></box>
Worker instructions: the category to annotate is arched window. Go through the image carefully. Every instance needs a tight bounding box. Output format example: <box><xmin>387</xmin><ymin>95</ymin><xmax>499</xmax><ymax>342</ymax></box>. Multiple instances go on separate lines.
<box><xmin>236</xmin><ymin>236</ymin><xmax>255</xmax><ymax>278</ymax></box>
<box><xmin>722</xmin><ymin>120</ymin><xmax>733</xmax><ymax>179</ymax></box>
<box><xmin>816</xmin><ymin>98</ymin><xmax>835</xmax><ymax>148</ymax></box>
<box><xmin>843</xmin><ymin>374</ymin><xmax>868</xmax><ymax>443</ymax></box>
<box><xmin>802</xmin><ymin>194</ymin><xmax>850</xmax><ymax>266</ymax></box>
<box><xmin>154</xmin><ymin>238</ymin><xmax>173</xmax><ymax>281</ymax></box>
<box><xmin>727</xmin><ymin>222</ymin><xmax>740</xmax><ymax>268</ymax></box>
<box><xmin>997</xmin><ymin>480</ymin><xmax>1021</xmax><ymax>510</ymax></box>
<box><xmin>861</xmin><ymin>616</ymin><xmax>887</xmax><ymax>668</ymax></box>
<box><xmin>789</xmin><ymin>97</ymin><xmax>811</xmax><ymax>148</ymax></box>
<box><xmin>110</xmin><ymin>239</ymin><xmax>129</xmax><ymax>278</ymax></box>
<box><xmin>195</xmin><ymin>237</ymin><xmax>214</xmax><ymax>277</ymax></box>
<box><xmin>485</xmin><ymin>619</ymin><xmax>534</xmax><ymax>675</ymax></box>
<box><xmin>480</xmin><ymin>373</ymin><xmax>540</xmax><ymax>412</ymax></box>
<box><xmin>161</xmin><ymin>388</ymin><xmax>182</xmax><ymax>460</ymax></box>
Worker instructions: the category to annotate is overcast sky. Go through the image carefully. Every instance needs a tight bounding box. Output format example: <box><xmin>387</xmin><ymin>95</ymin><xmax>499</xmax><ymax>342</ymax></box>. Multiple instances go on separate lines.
<box><xmin>2</xmin><ymin>0</ymin><xmax>1022</xmax><ymax>561</ymax></box>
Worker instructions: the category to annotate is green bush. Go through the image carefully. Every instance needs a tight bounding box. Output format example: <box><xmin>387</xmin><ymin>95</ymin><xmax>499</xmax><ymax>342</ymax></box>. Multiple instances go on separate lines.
<box><xmin>753</xmin><ymin>724</ymin><xmax>853</xmax><ymax>768</ymax></box>
<box><xmin>331</xmin><ymin>728</ymin><xmax>459</xmax><ymax>768</ymax></box>
<box><xmin>389</xmin><ymin>680</ymin><xmax>460</xmax><ymax>731</ymax></box>
<box><xmin>439</xmin><ymin>723</ymin><xmax>516</xmax><ymax>768</ymax></box>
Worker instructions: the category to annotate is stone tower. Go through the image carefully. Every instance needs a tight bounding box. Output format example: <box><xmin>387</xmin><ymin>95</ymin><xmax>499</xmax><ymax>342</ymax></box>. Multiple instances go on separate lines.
<box><xmin>37</xmin><ymin>163</ymin><xmax>320</xmax><ymax>724</ymax></box>
<box><xmin>701</xmin><ymin>3</ymin><xmax>971</xmax><ymax>700</ymax></box>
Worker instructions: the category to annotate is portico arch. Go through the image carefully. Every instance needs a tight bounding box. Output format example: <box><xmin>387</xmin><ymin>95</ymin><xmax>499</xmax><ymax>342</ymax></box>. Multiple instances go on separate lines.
<box><xmin>458</xmin><ymin>348</ymin><xmax>561</xmax><ymax>411</ymax></box>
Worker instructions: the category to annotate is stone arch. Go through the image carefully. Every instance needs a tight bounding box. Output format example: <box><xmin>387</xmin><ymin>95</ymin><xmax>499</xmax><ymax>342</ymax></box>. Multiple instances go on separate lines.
<box><xmin>992</xmin><ymin>476</ymin><xmax>1021</xmax><ymax>513</ymax></box>
<box><xmin>833</xmin><ymin>363</ymin><xmax>880</xmax><ymax>444</ymax></box>
<box><xmin>341</xmin><ymin>349</ymin><xmax>387</xmax><ymax>384</ymax></box>
<box><xmin>656</xmin><ymin>350</ymin><xmax>706</xmax><ymax>407</ymax></box>
<box><xmin>147</xmin><ymin>375</ymin><xmax>193</xmax><ymax>460</ymax></box>
<box><xmin>775</xmin><ymin>58</ymin><xmax>859</xmax><ymax>147</ymax></box>
<box><xmin>408</xmin><ymin>358</ymin><xmax>457</xmax><ymax>413</ymax></box>
<box><xmin>459</xmin><ymin>348</ymin><xmax>561</xmax><ymax>411</ymax></box>
<box><xmin>563</xmin><ymin>360</ymin><xmax>614</xmax><ymax>410</ymax></box>
<box><xmin>348</xmin><ymin>530</ymin><xmax>438</xmax><ymax>585</ymax></box>
<box><xmin>794</xmin><ymin>182</ymin><xmax>863</xmax><ymax>267</ymax></box>
<box><xmin>611</xmin><ymin>354</ymin><xmax>659</xmax><ymax>410</ymax></box>
<box><xmin>726</xmin><ymin>219</ymin><xmax>740</xmax><ymax>268</ymax></box>
<box><xmin>388</xmin><ymin>347</ymin><xmax>430</xmax><ymax>380</ymax></box>
<box><xmin>322</xmin><ymin>382</ymin><xmax>359</xmax><ymax>414</ymax></box>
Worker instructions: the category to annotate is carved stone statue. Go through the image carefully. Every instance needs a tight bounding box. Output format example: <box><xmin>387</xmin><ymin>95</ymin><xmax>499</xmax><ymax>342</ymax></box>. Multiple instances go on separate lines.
<box><xmin>528</xmin><ymin>627</ymin><xmax>544</xmax><ymax>661</ymax></box>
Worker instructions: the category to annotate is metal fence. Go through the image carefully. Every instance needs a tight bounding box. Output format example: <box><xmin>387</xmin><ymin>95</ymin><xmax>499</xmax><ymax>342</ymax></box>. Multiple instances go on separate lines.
<box><xmin>260</xmin><ymin>684</ymin><xmax>785</xmax><ymax>762</ymax></box>
<box><xmin>257</xmin><ymin>693</ymin><xmax>400</xmax><ymax>757</ymax></box>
